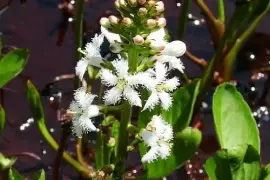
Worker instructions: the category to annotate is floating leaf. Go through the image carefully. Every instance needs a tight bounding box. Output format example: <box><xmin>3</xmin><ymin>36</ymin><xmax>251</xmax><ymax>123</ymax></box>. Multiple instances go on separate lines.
<box><xmin>0</xmin><ymin>104</ymin><xmax>5</xmax><ymax>133</ymax></box>
<box><xmin>0</xmin><ymin>49</ymin><xmax>29</xmax><ymax>88</ymax></box>
<box><xmin>204</xmin><ymin>145</ymin><xmax>261</xmax><ymax>180</ymax></box>
<box><xmin>213</xmin><ymin>83</ymin><xmax>260</xmax><ymax>153</ymax></box>
<box><xmin>139</xmin><ymin>127</ymin><xmax>202</xmax><ymax>178</ymax></box>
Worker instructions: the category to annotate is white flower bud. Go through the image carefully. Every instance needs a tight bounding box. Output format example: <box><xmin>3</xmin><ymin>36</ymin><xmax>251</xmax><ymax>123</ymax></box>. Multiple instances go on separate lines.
<box><xmin>138</xmin><ymin>7</ymin><xmax>148</xmax><ymax>16</ymax></box>
<box><xmin>133</xmin><ymin>35</ymin><xmax>145</xmax><ymax>45</ymax></box>
<box><xmin>162</xmin><ymin>41</ymin><xmax>186</xmax><ymax>57</ymax></box>
<box><xmin>99</xmin><ymin>17</ymin><xmax>111</xmax><ymax>28</ymax></box>
<box><xmin>110</xmin><ymin>43</ymin><xmax>123</xmax><ymax>53</ymax></box>
<box><xmin>137</xmin><ymin>0</ymin><xmax>146</xmax><ymax>5</ymax></box>
<box><xmin>157</xmin><ymin>17</ymin><xmax>166</xmax><ymax>28</ymax></box>
<box><xmin>128</xmin><ymin>0</ymin><xmax>137</xmax><ymax>7</ymax></box>
<box><xmin>147</xmin><ymin>0</ymin><xmax>156</xmax><ymax>7</ymax></box>
<box><xmin>109</xmin><ymin>15</ymin><xmax>119</xmax><ymax>25</ymax></box>
<box><xmin>119</xmin><ymin>0</ymin><xmax>127</xmax><ymax>7</ymax></box>
<box><xmin>155</xmin><ymin>1</ymin><xmax>164</xmax><ymax>13</ymax></box>
<box><xmin>115</xmin><ymin>0</ymin><xmax>120</xmax><ymax>9</ymax></box>
<box><xmin>150</xmin><ymin>40</ymin><xmax>166</xmax><ymax>51</ymax></box>
<box><xmin>146</xmin><ymin>19</ymin><xmax>157</xmax><ymax>28</ymax></box>
<box><xmin>122</xmin><ymin>17</ymin><xmax>133</xmax><ymax>27</ymax></box>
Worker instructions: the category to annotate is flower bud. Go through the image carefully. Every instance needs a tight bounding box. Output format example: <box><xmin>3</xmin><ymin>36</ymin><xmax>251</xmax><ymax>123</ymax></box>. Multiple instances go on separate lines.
<box><xmin>128</xmin><ymin>0</ymin><xmax>137</xmax><ymax>7</ymax></box>
<box><xmin>162</xmin><ymin>41</ymin><xmax>186</xmax><ymax>57</ymax></box>
<box><xmin>146</xmin><ymin>19</ymin><xmax>157</xmax><ymax>28</ymax></box>
<box><xmin>121</xmin><ymin>17</ymin><xmax>133</xmax><ymax>27</ymax></box>
<box><xmin>150</xmin><ymin>40</ymin><xmax>166</xmax><ymax>51</ymax></box>
<box><xmin>114</xmin><ymin>0</ymin><xmax>120</xmax><ymax>9</ymax></box>
<box><xmin>133</xmin><ymin>35</ymin><xmax>145</xmax><ymax>45</ymax></box>
<box><xmin>107</xmin><ymin>137</ymin><xmax>116</xmax><ymax>147</ymax></box>
<box><xmin>110</xmin><ymin>43</ymin><xmax>123</xmax><ymax>53</ymax></box>
<box><xmin>109</xmin><ymin>15</ymin><xmax>119</xmax><ymax>25</ymax></box>
<box><xmin>119</xmin><ymin>0</ymin><xmax>127</xmax><ymax>7</ymax></box>
<box><xmin>137</xmin><ymin>0</ymin><xmax>146</xmax><ymax>5</ymax></box>
<box><xmin>99</xmin><ymin>17</ymin><xmax>111</xmax><ymax>28</ymax></box>
<box><xmin>147</xmin><ymin>0</ymin><xmax>156</xmax><ymax>7</ymax></box>
<box><xmin>157</xmin><ymin>17</ymin><xmax>166</xmax><ymax>27</ymax></box>
<box><xmin>155</xmin><ymin>1</ymin><xmax>164</xmax><ymax>13</ymax></box>
<box><xmin>138</xmin><ymin>7</ymin><xmax>148</xmax><ymax>16</ymax></box>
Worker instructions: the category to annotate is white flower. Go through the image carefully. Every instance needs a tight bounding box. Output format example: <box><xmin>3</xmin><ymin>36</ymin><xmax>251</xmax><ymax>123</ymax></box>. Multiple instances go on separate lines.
<box><xmin>101</xmin><ymin>26</ymin><xmax>122</xmax><ymax>44</ymax></box>
<box><xmin>68</xmin><ymin>87</ymin><xmax>100</xmax><ymax>137</ymax></box>
<box><xmin>76</xmin><ymin>33</ymin><xmax>105</xmax><ymax>80</ymax></box>
<box><xmin>100</xmin><ymin>58</ymin><xmax>152</xmax><ymax>107</ymax></box>
<box><xmin>154</xmin><ymin>55</ymin><xmax>185</xmax><ymax>73</ymax></box>
<box><xmin>143</xmin><ymin>62</ymin><xmax>180</xmax><ymax>111</ymax></box>
<box><xmin>141</xmin><ymin>115</ymin><xmax>173</xmax><ymax>163</ymax></box>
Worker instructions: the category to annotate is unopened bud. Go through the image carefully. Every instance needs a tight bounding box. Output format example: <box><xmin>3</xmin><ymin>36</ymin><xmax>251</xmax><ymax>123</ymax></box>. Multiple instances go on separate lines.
<box><xmin>157</xmin><ymin>17</ymin><xmax>166</xmax><ymax>27</ymax></box>
<box><xmin>122</xmin><ymin>17</ymin><xmax>133</xmax><ymax>27</ymax></box>
<box><xmin>146</xmin><ymin>19</ymin><xmax>157</xmax><ymax>28</ymax></box>
<box><xmin>128</xmin><ymin>0</ymin><xmax>137</xmax><ymax>7</ymax></box>
<box><xmin>155</xmin><ymin>1</ymin><xmax>164</xmax><ymax>13</ymax></box>
<box><xmin>147</xmin><ymin>0</ymin><xmax>156</xmax><ymax>7</ymax></box>
<box><xmin>110</xmin><ymin>43</ymin><xmax>123</xmax><ymax>53</ymax></box>
<box><xmin>137</xmin><ymin>0</ymin><xmax>146</xmax><ymax>5</ymax></box>
<box><xmin>138</xmin><ymin>7</ymin><xmax>148</xmax><ymax>16</ymax></box>
<box><xmin>119</xmin><ymin>0</ymin><xmax>127</xmax><ymax>7</ymax></box>
<box><xmin>100</xmin><ymin>17</ymin><xmax>111</xmax><ymax>28</ymax></box>
<box><xmin>150</xmin><ymin>40</ymin><xmax>166</xmax><ymax>51</ymax></box>
<box><xmin>133</xmin><ymin>35</ymin><xmax>145</xmax><ymax>45</ymax></box>
<box><xmin>114</xmin><ymin>0</ymin><xmax>120</xmax><ymax>9</ymax></box>
<box><xmin>109</xmin><ymin>15</ymin><xmax>119</xmax><ymax>25</ymax></box>
<box><xmin>107</xmin><ymin>137</ymin><xmax>116</xmax><ymax>147</ymax></box>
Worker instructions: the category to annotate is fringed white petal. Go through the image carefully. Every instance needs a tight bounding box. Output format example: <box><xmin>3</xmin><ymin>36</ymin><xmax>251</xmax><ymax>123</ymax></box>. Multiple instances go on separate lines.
<box><xmin>88</xmin><ymin>56</ymin><xmax>104</xmax><ymax>68</ymax></box>
<box><xmin>74</xmin><ymin>87</ymin><xmax>96</xmax><ymax>109</ymax></box>
<box><xmin>123</xmin><ymin>86</ymin><xmax>142</xmax><ymax>107</ymax></box>
<box><xmin>141</xmin><ymin>130</ymin><xmax>159</xmax><ymax>147</ymax></box>
<box><xmin>71</xmin><ymin>120</ymin><xmax>83</xmax><ymax>138</ymax></box>
<box><xmin>128</xmin><ymin>72</ymin><xmax>155</xmax><ymax>90</ymax></box>
<box><xmin>78</xmin><ymin>114</ymin><xmax>98</xmax><ymax>132</ymax></box>
<box><xmin>158</xmin><ymin>143</ymin><xmax>171</xmax><ymax>159</ymax></box>
<box><xmin>158</xmin><ymin>91</ymin><xmax>173</xmax><ymax>110</ymax></box>
<box><xmin>100</xmin><ymin>68</ymin><xmax>118</xmax><ymax>86</ymax></box>
<box><xmin>75</xmin><ymin>59</ymin><xmax>88</xmax><ymax>80</ymax></box>
<box><xmin>164</xmin><ymin>77</ymin><xmax>180</xmax><ymax>92</ymax></box>
<box><xmin>143</xmin><ymin>92</ymin><xmax>159</xmax><ymax>111</ymax></box>
<box><xmin>147</xmin><ymin>28</ymin><xmax>166</xmax><ymax>42</ymax></box>
<box><xmin>162</xmin><ymin>40</ymin><xmax>186</xmax><ymax>57</ymax></box>
<box><xmin>155</xmin><ymin>62</ymin><xmax>167</xmax><ymax>82</ymax></box>
<box><xmin>87</xmin><ymin>105</ymin><xmax>101</xmax><ymax>118</ymax></box>
<box><xmin>141</xmin><ymin>146</ymin><xmax>159</xmax><ymax>163</ymax></box>
<box><xmin>101</xmin><ymin>26</ymin><xmax>122</xmax><ymax>44</ymax></box>
<box><xmin>112</xmin><ymin>58</ymin><xmax>129</xmax><ymax>78</ymax></box>
<box><xmin>168</xmin><ymin>57</ymin><xmax>185</xmax><ymax>73</ymax></box>
<box><xmin>103</xmin><ymin>86</ymin><xmax>122</xmax><ymax>105</ymax></box>
<box><xmin>91</xmin><ymin>33</ymin><xmax>105</xmax><ymax>48</ymax></box>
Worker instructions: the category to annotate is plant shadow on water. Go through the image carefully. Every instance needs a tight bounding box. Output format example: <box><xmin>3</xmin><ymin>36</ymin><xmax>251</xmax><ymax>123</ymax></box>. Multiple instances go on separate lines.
<box><xmin>0</xmin><ymin>0</ymin><xmax>270</xmax><ymax>179</ymax></box>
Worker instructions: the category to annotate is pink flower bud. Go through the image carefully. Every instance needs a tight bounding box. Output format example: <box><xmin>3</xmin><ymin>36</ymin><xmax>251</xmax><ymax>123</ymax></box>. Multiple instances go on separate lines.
<box><xmin>115</xmin><ymin>0</ymin><xmax>120</xmax><ymax>9</ymax></box>
<box><xmin>137</xmin><ymin>0</ymin><xmax>146</xmax><ymax>5</ymax></box>
<box><xmin>138</xmin><ymin>8</ymin><xmax>148</xmax><ymax>16</ymax></box>
<box><xmin>122</xmin><ymin>17</ymin><xmax>133</xmax><ymax>27</ymax></box>
<box><xmin>128</xmin><ymin>0</ymin><xmax>137</xmax><ymax>7</ymax></box>
<box><xmin>155</xmin><ymin>1</ymin><xmax>164</xmax><ymax>13</ymax></box>
<box><xmin>147</xmin><ymin>0</ymin><xmax>156</xmax><ymax>7</ymax></box>
<box><xmin>157</xmin><ymin>17</ymin><xmax>166</xmax><ymax>28</ymax></box>
<box><xmin>133</xmin><ymin>35</ymin><xmax>145</xmax><ymax>45</ymax></box>
<box><xmin>109</xmin><ymin>15</ymin><xmax>119</xmax><ymax>25</ymax></box>
<box><xmin>119</xmin><ymin>0</ymin><xmax>127</xmax><ymax>7</ymax></box>
<box><xmin>99</xmin><ymin>17</ymin><xmax>111</xmax><ymax>28</ymax></box>
<box><xmin>146</xmin><ymin>19</ymin><xmax>157</xmax><ymax>28</ymax></box>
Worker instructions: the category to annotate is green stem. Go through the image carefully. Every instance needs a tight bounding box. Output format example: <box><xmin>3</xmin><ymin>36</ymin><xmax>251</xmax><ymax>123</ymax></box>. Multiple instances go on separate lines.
<box><xmin>113</xmin><ymin>101</ymin><xmax>132</xmax><ymax>179</ymax></box>
<box><xmin>217</xmin><ymin>0</ymin><xmax>225</xmax><ymax>23</ymax></box>
<box><xmin>37</xmin><ymin>120</ymin><xmax>91</xmax><ymax>177</ymax></box>
<box><xmin>223</xmin><ymin>5</ymin><xmax>270</xmax><ymax>81</ymax></box>
<box><xmin>177</xmin><ymin>0</ymin><xmax>191</xmax><ymax>40</ymax></box>
<box><xmin>74</xmin><ymin>0</ymin><xmax>84</xmax><ymax>89</ymax></box>
<box><xmin>76</xmin><ymin>138</ymin><xmax>90</xmax><ymax>169</ymax></box>
<box><xmin>128</xmin><ymin>46</ymin><xmax>138</xmax><ymax>73</ymax></box>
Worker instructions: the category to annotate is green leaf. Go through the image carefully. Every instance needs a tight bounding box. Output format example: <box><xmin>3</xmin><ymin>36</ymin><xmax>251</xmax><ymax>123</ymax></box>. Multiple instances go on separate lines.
<box><xmin>0</xmin><ymin>36</ymin><xmax>2</xmax><ymax>57</ymax></box>
<box><xmin>162</xmin><ymin>80</ymin><xmax>200</xmax><ymax>132</ymax></box>
<box><xmin>0</xmin><ymin>49</ymin><xmax>29</xmax><ymax>88</ymax></box>
<box><xmin>95</xmin><ymin>131</ymin><xmax>105</xmax><ymax>169</ymax></box>
<box><xmin>31</xmin><ymin>169</ymin><xmax>46</xmax><ymax>180</ymax></box>
<box><xmin>8</xmin><ymin>168</ymin><xmax>24</xmax><ymax>180</ymax></box>
<box><xmin>26</xmin><ymin>80</ymin><xmax>45</xmax><ymax>123</ymax></box>
<box><xmin>139</xmin><ymin>127</ymin><xmax>202</xmax><ymax>178</ymax></box>
<box><xmin>0</xmin><ymin>104</ymin><xmax>5</xmax><ymax>133</ymax></box>
<box><xmin>213</xmin><ymin>83</ymin><xmax>260</xmax><ymax>153</ymax></box>
<box><xmin>260</xmin><ymin>165</ymin><xmax>270</xmax><ymax>180</ymax></box>
<box><xmin>0</xmin><ymin>153</ymin><xmax>16</xmax><ymax>170</ymax></box>
<box><xmin>204</xmin><ymin>145</ymin><xmax>261</xmax><ymax>180</ymax></box>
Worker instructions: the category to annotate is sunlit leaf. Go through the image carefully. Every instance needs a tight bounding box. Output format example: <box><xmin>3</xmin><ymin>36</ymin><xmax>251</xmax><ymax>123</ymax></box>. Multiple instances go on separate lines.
<box><xmin>8</xmin><ymin>168</ymin><xmax>24</xmax><ymax>180</ymax></box>
<box><xmin>213</xmin><ymin>83</ymin><xmax>260</xmax><ymax>153</ymax></box>
<box><xmin>0</xmin><ymin>153</ymin><xmax>16</xmax><ymax>170</ymax></box>
<box><xmin>0</xmin><ymin>49</ymin><xmax>29</xmax><ymax>88</ymax></box>
<box><xmin>31</xmin><ymin>169</ymin><xmax>46</xmax><ymax>180</ymax></box>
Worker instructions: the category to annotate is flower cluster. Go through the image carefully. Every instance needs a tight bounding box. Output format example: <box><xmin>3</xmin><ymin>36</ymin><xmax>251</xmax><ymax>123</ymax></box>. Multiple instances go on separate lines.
<box><xmin>69</xmin><ymin>0</ymin><xmax>186</xmax><ymax>163</ymax></box>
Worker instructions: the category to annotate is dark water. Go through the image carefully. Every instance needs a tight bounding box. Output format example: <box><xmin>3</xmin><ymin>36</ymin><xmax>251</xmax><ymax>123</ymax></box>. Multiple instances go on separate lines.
<box><xmin>0</xmin><ymin>0</ymin><xmax>270</xmax><ymax>179</ymax></box>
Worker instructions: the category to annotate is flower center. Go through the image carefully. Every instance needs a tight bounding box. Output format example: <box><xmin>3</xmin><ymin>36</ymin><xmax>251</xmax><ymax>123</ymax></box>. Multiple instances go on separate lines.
<box><xmin>156</xmin><ymin>83</ymin><xmax>170</xmax><ymax>92</ymax></box>
<box><xmin>117</xmin><ymin>78</ymin><xmax>128</xmax><ymax>90</ymax></box>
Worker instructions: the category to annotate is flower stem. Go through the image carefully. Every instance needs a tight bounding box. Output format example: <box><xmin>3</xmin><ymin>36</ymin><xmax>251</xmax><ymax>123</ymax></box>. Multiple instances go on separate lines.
<box><xmin>113</xmin><ymin>101</ymin><xmax>132</xmax><ymax>179</ymax></box>
<box><xmin>177</xmin><ymin>0</ymin><xmax>191</xmax><ymax>40</ymax></box>
<box><xmin>217</xmin><ymin>0</ymin><xmax>225</xmax><ymax>23</ymax></box>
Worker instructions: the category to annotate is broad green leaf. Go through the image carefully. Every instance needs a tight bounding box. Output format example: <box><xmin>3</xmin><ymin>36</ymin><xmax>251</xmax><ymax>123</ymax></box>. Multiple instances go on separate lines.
<box><xmin>0</xmin><ymin>49</ymin><xmax>29</xmax><ymax>88</ymax></box>
<box><xmin>0</xmin><ymin>104</ymin><xmax>5</xmax><ymax>133</ymax></box>
<box><xmin>204</xmin><ymin>145</ymin><xmax>261</xmax><ymax>180</ymax></box>
<box><xmin>8</xmin><ymin>168</ymin><xmax>24</xmax><ymax>180</ymax></box>
<box><xmin>26</xmin><ymin>80</ymin><xmax>45</xmax><ymax>123</ymax></box>
<box><xmin>139</xmin><ymin>127</ymin><xmax>202</xmax><ymax>178</ymax></box>
<box><xmin>0</xmin><ymin>153</ymin><xmax>16</xmax><ymax>170</ymax></box>
<box><xmin>213</xmin><ymin>83</ymin><xmax>260</xmax><ymax>153</ymax></box>
<box><xmin>31</xmin><ymin>169</ymin><xmax>45</xmax><ymax>180</ymax></box>
<box><xmin>260</xmin><ymin>165</ymin><xmax>270</xmax><ymax>180</ymax></box>
<box><xmin>162</xmin><ymin>80</ymin><xmax>200</xmax><ymax>132</ymax></box>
